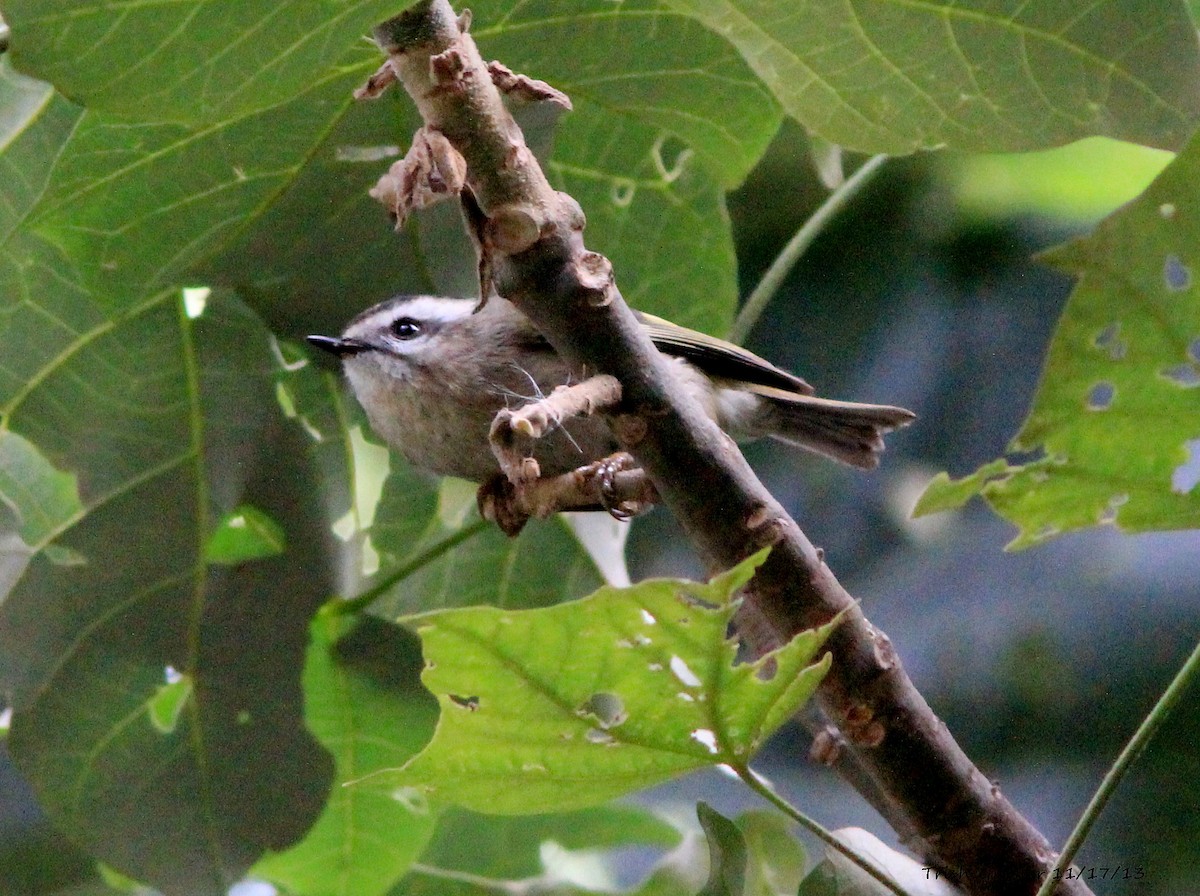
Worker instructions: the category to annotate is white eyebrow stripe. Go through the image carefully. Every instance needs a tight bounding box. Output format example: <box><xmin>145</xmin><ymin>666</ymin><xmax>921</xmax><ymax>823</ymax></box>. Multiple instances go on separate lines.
<box><xmin>343</xmin><ymin>296</ymin><xmax>475</xmax><ymax>339</ymax></box>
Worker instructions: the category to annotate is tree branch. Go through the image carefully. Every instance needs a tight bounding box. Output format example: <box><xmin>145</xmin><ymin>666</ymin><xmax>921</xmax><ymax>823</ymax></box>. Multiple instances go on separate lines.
<box><xmin>366</xmin><ymin>4</ymin><xmax>1087</xmax><ymax>894</ymax></box>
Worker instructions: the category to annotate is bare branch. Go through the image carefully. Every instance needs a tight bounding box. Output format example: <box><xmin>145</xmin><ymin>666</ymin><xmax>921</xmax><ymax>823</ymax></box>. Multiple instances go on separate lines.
<box><xmin>368</xmin><ymin>126</ymin><xmax>467</xmax><ymax>229</ymax></box>
<box><xmin>487</xmin><ymin>61</ymin><xmax>573</xmax><ymax>110</ymax></box>
<box><xmin>366</xmin><ymin>4</ymin><xmax>1087</xmax><ymax>894</ymax></box>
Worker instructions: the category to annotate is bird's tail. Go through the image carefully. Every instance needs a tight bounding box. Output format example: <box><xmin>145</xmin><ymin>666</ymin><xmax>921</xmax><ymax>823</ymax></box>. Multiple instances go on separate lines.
<box><xmin>757</xmin><ymin>393</ymin><xmax>915</xmax><ymax>469</ymax></box>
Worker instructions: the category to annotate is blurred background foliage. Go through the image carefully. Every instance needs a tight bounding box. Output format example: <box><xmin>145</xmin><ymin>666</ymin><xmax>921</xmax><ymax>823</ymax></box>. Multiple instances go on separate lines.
<box><xmin>1</xmin><ymin>3</ymin><xmax>1199</xmax><ymax>895</ymax></box>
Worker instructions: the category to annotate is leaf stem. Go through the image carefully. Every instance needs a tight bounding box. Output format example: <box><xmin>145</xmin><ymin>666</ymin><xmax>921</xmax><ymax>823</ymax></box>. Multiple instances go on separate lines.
<box><xmin>334</xmin><ymin>518</ymin><xmax>489</xmax><ymax>615</ymax></box>
<box><xmin>728</xmin><ymin>154</ymin><xmax>888</xmax><ymax>345</ymax></box>
<box><xmin>734</xmin><ymin>763</ymin><xmax>908</xmax><ymax>896</ymax></box>
<box><xmin>1034</xmin><ymin>637</ymin><xmax>1200</xmax><ymax>896</ymax></box>
<box><xmin>409</xmin><ymin>861</ymin><xmax>520</xmax><ymax>893</ymax></box>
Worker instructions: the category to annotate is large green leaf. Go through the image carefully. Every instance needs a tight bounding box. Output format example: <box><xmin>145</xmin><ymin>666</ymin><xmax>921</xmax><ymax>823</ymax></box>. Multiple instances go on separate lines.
<box><xmin>200</xmin><ymin>87</ymin><xmax>460</xmax><ymax>339</ymax></box>
<box><xmin>915</xmin><ymin>126</ymin><xmax>1200</xmax><ymax>548</ymax></box>
<box><xmin>472</xmin><ymin>1</ymin><xmax>779</xmax><ymax>186</ymax></box>
<box><xmin>2</xmin><ymin>0</ymin><xmax>402</xmax><ymax>123</ymax></box>
<box><xmin>252</xmin><ymin>611</ymin><xmax>440</xmax><ymax>896</ymax></box>
<box><xmin>471</xmin><ymin>0</ymin><xmax>780</xmax><ymax>332</ymax></box>
<box><xmin>361</xmin><ymin>553</ymin><xmax>837</xmax><ymax>814</ymax></box>
<box><xmin>667</xmin><ymin>0</ymin><xmax>1200</xmax><ymax>153</ymax></box>
<box><xmin>0</xmin><ymin>290</ymin><xmax>339</xmax><ymax>895</ymax></box>
<box><xmin>22</xmin><ymin>59</ymin><xmax>374</xmax><ymax>312</ymax></box>
<box><xmin>550</xmin><ymin>125</ymin><xmax>740</xmax><ymax>334</ymax></box>
<box><xmin>4</xmin><ymin>2</ymin><xmax>779</xmax><ymax>338</ymax></box>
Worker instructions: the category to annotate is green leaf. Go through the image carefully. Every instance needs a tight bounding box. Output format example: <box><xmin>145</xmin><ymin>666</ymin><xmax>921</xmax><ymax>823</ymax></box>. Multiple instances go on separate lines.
<box><xmin>253</xmin><ymin>611</ymin><xmax>439</xmax><ymax>896</ymax></box>
<box><xmin>2</xmin><ymin>0</ymin><xmax>401</xmax><ymax>123</ymax></box>
<box><xmin>911</xmin><ymin>459</ymin><xmax>1015</xmax><ymax>517</ymax></box>
<box><xmin>917</xmin><ymin>127</ymin><xmax>1200</xmax><ymax>548</ymax></box>
<box><xmin>473</xmin><ymin>1</ymin><xmax>779</xmax><ymax>187</ymax></box>
<box><xmin>697</xmin><ymin>803</ymin><xmax>747</xmax><ymax>896</ymax></box>
<box><xmin>550</xmin><ymin>136</ymin><xmax>740</xmax><ymax>334</ymax></box>
<box><xmin>0</xmin><ymin>428</ymin><xmax>83</xmax><ymax>547</ymax></box>
<box><xmin>0</xmin><ymin>58</ymin><xmax>67</xmax><ymax>229</ymax></box>
<box><xmin>360</xmin><ymin>553</ymin><xmax>837</xmax><ymax>814</ymax></box>
<box><xmin>0</xmin><ymin>59</ymin><xmax>92</xmax><ymax>416</ymax></box>
<box><xmin>6</xmin><ymin>2</ymin><xmax>779</xmax><ymax>339</ymax></box>
<box><xmin>146</xmin><ymin>673</ymin><xmax>193</xmax><ymax>735</ymax></box>
<box><xmin>202</xmin><ymin>90</ymin><xmax>459</xmax><ymax>337</ymax></box>
<box><xmin>23</xmin><ymin>59</ymin><xmax>374</xmax><ymax>310</ymax></box>
<box><xmin>0</xmin><ymin>292</ymin><xmax>339</xmax><ymax>895</ymax></box>
<box><xmin>944</xmin><ymin>137</ymin><xmax>1174</xmax><ymax>223</ymax></box>
<box><xmin>469</xmin><ymin>0</ymin><xmax>783</xmax><ymax>332</ymax></box>
<box><xmin>395</xmin><ymin>804</ymin><xmax>680</xmax><ymax>895</ymax></box>
<box><xmin>371</xmin><ymin>513</ymin><xmax>607</xmax><ymax>615</ymax></box>
<box><xmin>737</xmin><ymin>811</ymin><xmax>806</xmax><ymax>896</ymax></box>
<box><xmin>204</xmin><ymin>504</ymin><xmax>286</xmax><ymax>565</ymax></box>
<box><xmin>666</xmin><ymin>0</ymin><xmax>1200</xmax><ymax>153</ymax></box>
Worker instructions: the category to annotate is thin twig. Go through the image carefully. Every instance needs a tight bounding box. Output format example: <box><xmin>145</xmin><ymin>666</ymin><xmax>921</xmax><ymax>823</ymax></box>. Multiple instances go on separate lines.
<box><xmin>408</xmin><ymin>862</ymin><xmax>521</xmax><ymax>893</ymax></box>
<box><xmin>333</xmin><ymin>518</ymin><xmax>489</xmax><ymax>615</ymax></box>
<box><xmin>1034</xmin><ymin>637</ymin><xmax>1200</xmax><ymax>896</ymax></box>
<box><xmin>729</xmin><ymin>154</ymin><xmax>888</xmax><ymax>345</ymax></box>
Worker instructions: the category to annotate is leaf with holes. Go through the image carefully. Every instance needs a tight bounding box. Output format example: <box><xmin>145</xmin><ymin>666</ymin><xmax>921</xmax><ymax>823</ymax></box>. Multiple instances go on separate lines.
<box><xmin>358</xmin><ymin>552</ymin><xmax>837</xmax><ymax>814</ymax></box>
<box><xmin>666</xmin><ymin>0</ymin><xmax>1200</xmax><ymax>154</ymax></box>
<box><xmin>915</xmin><ymin>127</ymin><xmax>1200</xmax><ymax>548</ymax></box>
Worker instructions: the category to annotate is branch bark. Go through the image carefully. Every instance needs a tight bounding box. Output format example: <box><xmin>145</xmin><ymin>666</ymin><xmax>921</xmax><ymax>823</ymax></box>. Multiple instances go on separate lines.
<box><xmin>367</xmin><ymin>5</ymin><xmax>1086</xmax><ymax>894</ymax></box>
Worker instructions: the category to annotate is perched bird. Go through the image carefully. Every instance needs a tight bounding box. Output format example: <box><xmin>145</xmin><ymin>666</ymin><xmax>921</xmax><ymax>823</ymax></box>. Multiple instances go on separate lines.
<box><xmin>308</xmin><ymin>295</ymin><xmax>914</xmax><ymax>484</ymax></box>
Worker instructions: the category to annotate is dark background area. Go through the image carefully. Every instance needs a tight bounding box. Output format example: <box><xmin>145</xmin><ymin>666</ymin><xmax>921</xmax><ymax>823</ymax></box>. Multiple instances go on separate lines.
<box><xmin>2</xmin><ymin>118</ymin><xmax>1197</xmax><ymax>894</ymax></box>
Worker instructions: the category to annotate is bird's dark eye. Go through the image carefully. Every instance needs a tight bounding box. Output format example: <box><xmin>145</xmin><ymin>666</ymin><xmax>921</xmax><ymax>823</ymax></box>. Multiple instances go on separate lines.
<box><xmin>390</xmin><ymin>317</ymin><xmax>423</xmax><ymax>340</ymax></box>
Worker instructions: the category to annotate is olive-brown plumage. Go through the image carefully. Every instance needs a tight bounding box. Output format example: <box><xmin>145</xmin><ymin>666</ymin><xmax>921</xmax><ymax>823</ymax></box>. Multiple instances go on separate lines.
<box><xmin>308</xmin><ymin>295</ymin><xmax>914</xmax><ymax>482</ymax></box>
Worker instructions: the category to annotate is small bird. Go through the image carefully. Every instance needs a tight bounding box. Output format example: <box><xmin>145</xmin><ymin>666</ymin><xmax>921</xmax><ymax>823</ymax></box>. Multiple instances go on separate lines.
<box><xmin>308</xmin><ymin>295</ymin><xmax>914</xmax><ymax>485</ymax></box>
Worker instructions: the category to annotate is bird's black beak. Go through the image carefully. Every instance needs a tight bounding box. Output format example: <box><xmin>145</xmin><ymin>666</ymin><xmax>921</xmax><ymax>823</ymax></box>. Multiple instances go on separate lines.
<box><xmin>306</xmin><ymin>335</ymin><xmax>370</xmax><ymax>357</ymax></box>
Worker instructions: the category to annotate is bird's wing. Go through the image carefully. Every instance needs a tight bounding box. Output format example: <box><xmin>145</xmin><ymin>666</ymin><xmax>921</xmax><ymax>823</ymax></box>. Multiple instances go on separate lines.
<box><xmin>636</xmin><ymin>311</ymin><xmax>814</xmax><ymax>396</ymax></box>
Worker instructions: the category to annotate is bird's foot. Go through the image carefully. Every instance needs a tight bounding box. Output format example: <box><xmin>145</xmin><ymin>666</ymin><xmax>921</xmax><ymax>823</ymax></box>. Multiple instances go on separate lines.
<box><xmin>488</xmin><ymin>374</ymin><xmax>622</xmax><ymax>487</ymax></box>
<box><xmin>477</xmin><ymin>452</ymin><xmax>658</xmax><ymax>537</ymax></box>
